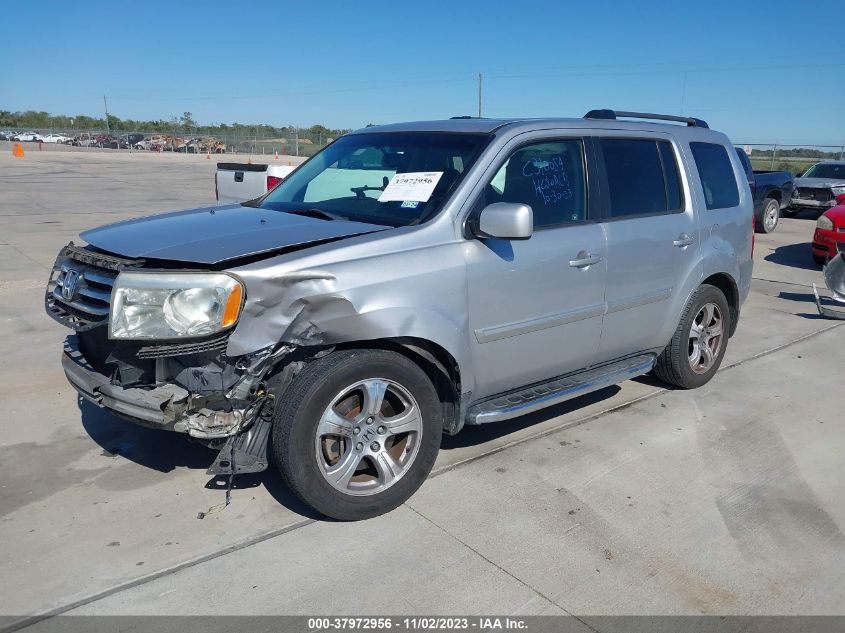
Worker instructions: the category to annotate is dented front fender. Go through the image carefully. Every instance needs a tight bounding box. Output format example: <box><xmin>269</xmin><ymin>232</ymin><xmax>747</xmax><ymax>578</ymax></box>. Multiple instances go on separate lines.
<box><xmin>225</xmin><ymin>236</ymin><xmax>475</xmax><ymax>395</ymax></box>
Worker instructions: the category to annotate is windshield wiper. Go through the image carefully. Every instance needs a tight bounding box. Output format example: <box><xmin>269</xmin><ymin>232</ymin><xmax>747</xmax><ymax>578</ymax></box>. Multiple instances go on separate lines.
<box><xmin>284</xmin><ymin>208</ymin><xmax>347</xmax><ymax>221</ymax></box>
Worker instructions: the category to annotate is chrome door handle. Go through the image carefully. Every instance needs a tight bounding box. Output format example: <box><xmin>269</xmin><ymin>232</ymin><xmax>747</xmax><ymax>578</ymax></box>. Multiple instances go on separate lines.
<box><xmin>569</xmin><ymin>251</ymin><xmax>602</xmax><ymax>268</ymax></box>
<box><xmin>673</xmin><ymin>234</ymin><xmax>694</xmax><ymax>248</ymax></box>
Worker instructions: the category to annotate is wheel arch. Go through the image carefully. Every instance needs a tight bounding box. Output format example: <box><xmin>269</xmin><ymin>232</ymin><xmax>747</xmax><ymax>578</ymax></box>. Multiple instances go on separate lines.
<box><xmin>701</xmin><ymin>272</ymin><xmax>740</xmax><ymax>337</ymax></box>
<box><xmin>331</xmin><ymin>337</ymin><xmax>463</xmax><ymax>435</ymax></box>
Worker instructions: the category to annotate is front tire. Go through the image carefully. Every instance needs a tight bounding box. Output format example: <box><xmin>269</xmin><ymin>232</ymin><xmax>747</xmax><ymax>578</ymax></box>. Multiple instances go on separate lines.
<box><xmin>813</xmin><ymin>253</ymin><xmax>827</xmax><ymax>267</ymax></box>
<box><xmin>654</xmin><ymin>284</ymin><xmax>731</xmax><ymax>389</ymax></box>
<box><xmin>272</xmin><ymin>349</ymin><xmax>443</xmax><ymax>521</ymax></box>
<box><xmin>757</xmin><ymin>198</ymin><xmax>780</xmax><ymax>233</ymax></box>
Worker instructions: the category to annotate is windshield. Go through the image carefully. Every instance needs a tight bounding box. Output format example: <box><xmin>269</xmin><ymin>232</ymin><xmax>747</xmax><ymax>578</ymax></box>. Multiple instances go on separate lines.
<box><xmin>803</xmin><ymin>163</ymin><xmax>845</xmax><ymax>180</ymax></box>
<box><xmin>259</xmin><ymin>132</ymin><xmax>491</xmax><ymax>226</ymax></box>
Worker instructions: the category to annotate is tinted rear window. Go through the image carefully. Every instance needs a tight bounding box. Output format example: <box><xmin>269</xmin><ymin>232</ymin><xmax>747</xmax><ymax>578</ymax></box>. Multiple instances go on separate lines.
<box><xmin>601</xmin><ymin>139</ymin><xmax>678</xmax><ymax>218</ymax></box>
<box><xmin>690</xmin><ymin>142</ymin><xmax>740</xmax><ymax>210</ymax></box>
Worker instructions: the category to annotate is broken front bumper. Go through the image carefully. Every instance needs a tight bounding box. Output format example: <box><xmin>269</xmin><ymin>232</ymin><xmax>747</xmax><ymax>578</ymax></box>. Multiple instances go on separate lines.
<box><xmin>62</xmin><ymin>337</ymin><xmax>243</xmax><ymax>438</ymax></box>
<box><xmin>790</xmin><ymin>198</ymin><xmax>836</xmax><ymax>210</ymax></box>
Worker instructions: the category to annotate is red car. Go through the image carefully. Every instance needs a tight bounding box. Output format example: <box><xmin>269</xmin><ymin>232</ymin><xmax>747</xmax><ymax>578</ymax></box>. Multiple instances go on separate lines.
<box><xmin>812</xmin><ymin>193</ymin><xmax>845</xmax><ymax>265</ymax></box>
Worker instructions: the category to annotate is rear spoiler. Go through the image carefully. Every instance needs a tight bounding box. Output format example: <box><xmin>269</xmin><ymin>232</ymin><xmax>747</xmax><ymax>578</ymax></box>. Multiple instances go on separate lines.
<box><xmin>216</xmin><ymin>163</ymin><xmax>268</xmax><ymax>172</ymax></box>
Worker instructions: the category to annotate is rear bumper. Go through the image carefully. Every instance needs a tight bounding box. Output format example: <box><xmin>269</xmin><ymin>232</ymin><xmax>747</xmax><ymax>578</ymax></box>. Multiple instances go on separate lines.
<box><xmin>62</xmin><ymin>336</ymin><xmax>244</xmax><ymax>438</ymax></box>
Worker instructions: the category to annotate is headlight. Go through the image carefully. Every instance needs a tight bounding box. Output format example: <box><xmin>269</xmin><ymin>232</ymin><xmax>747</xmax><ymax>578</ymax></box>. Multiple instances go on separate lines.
<box><xmin>109</xmin><ymin>272</ymin><xmax>244</xmax><ymax>340</ymax></box>
<box><xmin>832</xmin><ymin>186</ymin><xmax>845</xmax><ymax>196</ymax></box>
<box><xmin>817</xmin><ymin>215</ymin><xmax>834</xmax><ymax>230</ymax></box>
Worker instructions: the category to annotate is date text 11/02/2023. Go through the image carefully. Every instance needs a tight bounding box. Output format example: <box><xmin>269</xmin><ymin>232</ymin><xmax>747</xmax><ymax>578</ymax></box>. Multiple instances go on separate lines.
<box><xmin>307</xmin><ymin>616</ymin><xmax>528</xmax><ymax>630</ymax></box>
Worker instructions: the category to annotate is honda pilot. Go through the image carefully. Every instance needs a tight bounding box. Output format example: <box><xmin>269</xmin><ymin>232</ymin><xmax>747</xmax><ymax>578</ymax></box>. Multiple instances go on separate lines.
<box><xmin>46</xmin><ymin>110</ymin><xmax>753</xmax><ymax>520</ymax></box>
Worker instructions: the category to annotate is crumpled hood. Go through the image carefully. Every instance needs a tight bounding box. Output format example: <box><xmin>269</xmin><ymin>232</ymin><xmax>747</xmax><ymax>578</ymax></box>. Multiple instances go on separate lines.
<box><xmin>794</xmin><ymin>177</ymin><xmax>845</xmax><ymax>189</ymax></box>
<box><xmin>81</xmin><ymin>204</ymin><xmax>390</xmax><ymax>265</ymax></box>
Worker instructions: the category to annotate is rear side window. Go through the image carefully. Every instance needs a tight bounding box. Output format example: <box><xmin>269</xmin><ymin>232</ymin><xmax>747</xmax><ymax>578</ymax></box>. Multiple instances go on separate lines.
<box><xmin>689</xmin><ymin>142</ymin><xmax>740</xmax><ymax>210</ymax></box>
<box><xmin>600</xmin><ymin>139</ymin><xmax>683</xmax><ymax>218</ymax></box>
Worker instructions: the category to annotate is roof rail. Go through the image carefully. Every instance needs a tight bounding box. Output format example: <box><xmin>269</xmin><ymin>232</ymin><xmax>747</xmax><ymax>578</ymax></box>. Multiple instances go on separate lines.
<box><xmin>450</xmin><ymin>115</ymin><xmax>475</xmax><ymax>119</ymax></box>
<box><xmin>584</xmin><ymin>109</ymin><xmax>709</xmax><ymax>129</ymax></box>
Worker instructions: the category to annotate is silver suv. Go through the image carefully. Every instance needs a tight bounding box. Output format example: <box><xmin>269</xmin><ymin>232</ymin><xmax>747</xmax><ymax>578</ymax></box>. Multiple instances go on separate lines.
<box><xmin>47</xmin><ymin>110</ymin><xmax>753</xmax><ymax>520</ymax></box>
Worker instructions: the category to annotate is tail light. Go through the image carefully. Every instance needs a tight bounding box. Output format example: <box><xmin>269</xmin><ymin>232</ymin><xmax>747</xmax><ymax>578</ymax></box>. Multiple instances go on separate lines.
<box><xmin>267</xmin><ymin>175</ymin><xmax>283</xmax><ymax>191</ymax></box>
<box><xmin>751</xmin><ymin>215</ymin><xmax>755</xmax><ymax>258</ymax></box>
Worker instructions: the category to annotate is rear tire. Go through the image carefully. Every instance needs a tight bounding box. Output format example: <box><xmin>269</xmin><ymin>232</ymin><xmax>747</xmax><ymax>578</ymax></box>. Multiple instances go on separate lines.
<box><xmin>654</xmin><ymin>284</ymin><xmax>731</xmax><ymax>389</ymax></box>
<box><xmin>757</xmin><ymin>198</ymin><xmax>780</xmax><ymax>233</ymax></box>
<box><xmin>271</xmin><ymin>349</ymin><xmax>443</xmax><ymax>521</ymax></box>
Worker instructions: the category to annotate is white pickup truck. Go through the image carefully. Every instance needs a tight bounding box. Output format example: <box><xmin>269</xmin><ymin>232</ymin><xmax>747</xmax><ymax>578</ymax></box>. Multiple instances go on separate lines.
<box><xmin>215</xmin><ymin>162</ymin><xmax>298</xmax><ymax>204</ymax></box>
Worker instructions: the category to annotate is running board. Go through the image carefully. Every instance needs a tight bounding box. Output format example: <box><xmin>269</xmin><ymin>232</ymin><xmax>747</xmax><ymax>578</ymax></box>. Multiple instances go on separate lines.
<box><xmin>466</xmin><ymin>354</ymin><xmax>656</xmax><ymax>425</ymax></box>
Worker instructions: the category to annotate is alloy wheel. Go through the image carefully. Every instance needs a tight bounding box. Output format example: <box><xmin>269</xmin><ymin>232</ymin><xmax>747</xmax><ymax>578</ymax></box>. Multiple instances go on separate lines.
<box><xmin>764</xmin><ymin>201</ymin><xmax>779</xmax><ymax>232</ymax></box>
<box><xmin>688</xmin><ymin>302</ymin><xmax>724</xmax><ymax>374</ymax></box>
<box><xmin>315</xmin><ymin>378</ymin><xmax>423</xmax><ymax>496</ymax></box>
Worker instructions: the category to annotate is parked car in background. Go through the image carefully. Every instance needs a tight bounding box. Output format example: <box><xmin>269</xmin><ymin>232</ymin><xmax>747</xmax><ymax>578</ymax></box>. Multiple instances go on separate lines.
<box><xmin>787</xmin><ymin>161</ymin><xmax>845</xmax><ymax>217</ymax></box>
<box><xmin>105</xmin><ymin>133</ymin><xmax>146</xmax><ymax>149</ymax></box>
<box><xmin>1</xmin><ymin>130</ymin><xmax>16</xmax><ymax>140</ymax></box>
<box><xmin>134</xmin><ymin>135</ymin><xmax>164</xmax><ymax>150</ymax></box>
<box><xmin>734</xmin><ymin>148</ymin><xmax>793</xmax><ymax>233</ymax></box>
<box><xmin>43</xmin><ymin>133</ymin><xmax>72</xmax><ymax>144</ymax></box>
<box><xmin>812</xmin><ymin>193</ymin><xmax>845</xmax><ymax>265</ymax></box>
<box><xmin>215</xmin><ymin>162</ymin><xmax>297</xmax><ymax>203</ymax></box>
<box><xmin>72</xmin><ymin>133</ymin><xmax>98</xmax><ymax>147</ymax></box>
<box><xmin>47</xmin><ymin>110</ymin><xmax>753</xmax><ymax>520</ymax></box>
<box><xmin>13</xmin><ymin>131</ymin><xmax>45</xmax><ymax>142</ymax></box>
<box><xmin>94</xmin><ymin>134</ymin><xmax>116</xmax><ymax>148</ymax></box>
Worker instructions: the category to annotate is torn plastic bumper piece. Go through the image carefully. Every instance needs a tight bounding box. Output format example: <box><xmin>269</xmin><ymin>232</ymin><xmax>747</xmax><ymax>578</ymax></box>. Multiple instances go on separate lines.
<box><xmin>813</xmin><ymin>253</ymin><xmax>845</xmax><ymax>320</ymax></box>
<box><xmin>63</xmin><ymin>339</ymin><xmax>189</xmax><ymax>429</ymax></box>
<box><xmin>206</xmin><ymin>408</ymin><xmax>273</xmax><ymax>476</ymax></box>
<box><xmin>62</xmin><ymin>337</ymin><xmax>243</xmax><ymax>437</ymax></box>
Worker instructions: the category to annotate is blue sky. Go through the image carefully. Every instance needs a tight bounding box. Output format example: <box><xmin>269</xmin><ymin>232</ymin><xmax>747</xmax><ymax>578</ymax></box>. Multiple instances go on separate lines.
<box><xmin>2</xmin><ymin>0</ymin><xmax>844</xmax><ymax>145</ymax></box>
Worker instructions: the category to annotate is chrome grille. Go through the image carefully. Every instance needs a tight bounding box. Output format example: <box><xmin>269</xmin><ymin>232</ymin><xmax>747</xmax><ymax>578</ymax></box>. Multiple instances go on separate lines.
<box><xmin>45</xmin><ymin>243</ymin><xmax>140</xmax><ymax>331</ymax></box>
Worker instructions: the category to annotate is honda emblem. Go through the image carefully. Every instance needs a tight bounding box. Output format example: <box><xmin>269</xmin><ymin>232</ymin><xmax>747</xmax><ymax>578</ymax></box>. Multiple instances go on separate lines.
<box><xmin>62</xmin><ymin>269</ymin><xmax>81</xmax><ymax>301</ymax></box>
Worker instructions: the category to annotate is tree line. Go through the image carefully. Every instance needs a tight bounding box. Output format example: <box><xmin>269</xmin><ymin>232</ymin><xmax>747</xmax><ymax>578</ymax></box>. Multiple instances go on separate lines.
<box><xmin>0</xmin><ymin>110</ymin><xmax>351</xmax><ymax>138</ymax></box>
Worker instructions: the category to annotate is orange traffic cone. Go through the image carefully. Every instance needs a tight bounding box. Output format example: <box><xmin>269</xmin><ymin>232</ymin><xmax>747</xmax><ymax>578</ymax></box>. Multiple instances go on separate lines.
<box><xmin>274</xmin><ymin>150</ymin><xmax>279</xmax><ymax>160</ymax></box>
<box><xmin>12</xmin><ymin>143</ymin><xmax>24</xmax><ymax>158</ymax></box>
<box><xmin>206</xmin><ymin>151</ymin><xmax>211</xmax><ymax>159</ymax></box>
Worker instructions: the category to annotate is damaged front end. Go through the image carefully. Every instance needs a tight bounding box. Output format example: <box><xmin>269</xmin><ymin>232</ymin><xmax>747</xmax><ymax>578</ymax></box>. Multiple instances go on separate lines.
<box><xmin>47</xmin><ymin>243</ymin><xmax>294</xmax><ymax>476</ymax></box>
<box><xmin>814</xmin><ymin>248</ymin><xmax>845</xmax><ymax>320</ymax></box>
<box><xmin>61</xmin><ymin>328</ymin><xmax>287</xmax><ymax>441</ymax></box>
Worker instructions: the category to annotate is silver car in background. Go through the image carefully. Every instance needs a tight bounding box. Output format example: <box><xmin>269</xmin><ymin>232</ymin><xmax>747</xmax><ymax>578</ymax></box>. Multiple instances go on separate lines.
<box><xmin>46</xmin><ymin>110</ymin><xmax>753</xmax><ymax>520</ymax></box>
<box><xmin>788</xmin><ymin>160</ymin><xmax>845</xmax><ymax>215</ymax></box>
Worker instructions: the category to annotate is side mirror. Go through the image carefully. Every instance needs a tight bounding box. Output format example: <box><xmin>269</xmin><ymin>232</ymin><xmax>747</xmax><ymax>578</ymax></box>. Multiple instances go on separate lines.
<box><xmin>837</xmin><ymin>193</ymin><xmax>845</xmax><ymax>205</ymax></box>
<box><xmin>474</xmin><ymin>202</ymin><xmax>533</xmax><ymax>240</ymax></box>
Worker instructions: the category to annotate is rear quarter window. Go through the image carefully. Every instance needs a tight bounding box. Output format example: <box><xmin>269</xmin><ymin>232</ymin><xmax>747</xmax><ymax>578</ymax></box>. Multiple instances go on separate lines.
<box><xmin>690</xmin><ymin>142</ymin><xmax>740</xmax><ymax>210</ymax></box>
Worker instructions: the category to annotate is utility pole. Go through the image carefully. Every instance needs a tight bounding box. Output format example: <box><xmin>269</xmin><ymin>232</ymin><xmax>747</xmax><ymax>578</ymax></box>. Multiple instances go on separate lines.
<box><xmin>103</xmin><ymin>95</ymin><xmax>110</xmax><ymax>136</ymax></box>
<box><xmin>679</xmin><ymin>72</ymin><xmax>687</xmax><ymax>116</ymax></box>
<box><xmin>478</xmin><ymin>72</ymin><xmax>483</xmax><ymax>118</ymax></box>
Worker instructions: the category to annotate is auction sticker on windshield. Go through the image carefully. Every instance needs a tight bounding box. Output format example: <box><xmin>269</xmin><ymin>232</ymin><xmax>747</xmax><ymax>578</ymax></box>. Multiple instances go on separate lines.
<box><xmin>379</xmin><ymin>171</ymin><xmax>443</xmax><ymax>203</ymax></box>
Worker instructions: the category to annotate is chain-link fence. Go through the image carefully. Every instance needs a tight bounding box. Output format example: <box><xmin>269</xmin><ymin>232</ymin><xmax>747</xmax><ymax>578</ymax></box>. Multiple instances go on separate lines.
<box><xmin>735</xmin><ymin>143</ymin><xmax>845</xmax><ymax>175</ymax></box>
<box><xmin>0</xmin><ymin>126</ymin><xmax>340</xmax><ymax>157</ymax></box>
<box><xmin>4</xmin><ymin>129</ymin><xmax>845</xmax><ymax>172</ymax></box>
